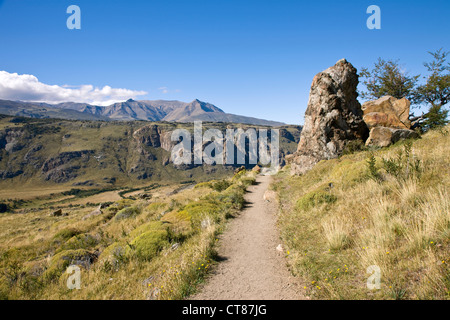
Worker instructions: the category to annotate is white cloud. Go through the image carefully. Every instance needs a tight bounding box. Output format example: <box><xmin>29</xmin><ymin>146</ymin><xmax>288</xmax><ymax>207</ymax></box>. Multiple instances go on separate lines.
<box><xmin>158</xmin><ymin>86</ymin><xmax>169</xmax><ymax>94</ymax></box>
<box><xmin>158</xmin><ymin>87</ymin><xmax>181</xmax><ymax>94</ymax></box>
<box><xmin>0</xmin><ymin>70</ymin><xmax>148</xmax><ymax>106</ymax></box>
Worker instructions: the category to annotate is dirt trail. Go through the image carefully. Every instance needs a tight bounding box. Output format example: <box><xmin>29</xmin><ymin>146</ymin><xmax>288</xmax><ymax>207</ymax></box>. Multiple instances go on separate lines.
<box><xmin>191</xmin><ymin>174</ymin><xmax>304</xmax><ymax>300</ymax></box>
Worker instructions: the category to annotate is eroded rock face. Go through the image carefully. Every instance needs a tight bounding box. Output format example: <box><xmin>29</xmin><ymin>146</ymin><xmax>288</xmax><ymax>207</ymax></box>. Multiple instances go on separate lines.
<box><xmin>362</xmin><ymin>96</ymin><xmax>411</xmax><ymax>130</ymax></box>
<box><xmin>291</xmin><ymin>59</ymin><xmax>369</xmax><ymax>175</ymax></box>
<box><xmin>41</xmin><ymin>150</ymin><xmax>94</xmax><ymax>183</ymax></box>
<box><xmin>362</xmin><ymin>96</ymin><xmax>419</xmax><ymax>147</ymax></box>
<box><xmin>365</xmin><ymin>126</ymin><xmax>419</xmax><ymax>147</ymax></box>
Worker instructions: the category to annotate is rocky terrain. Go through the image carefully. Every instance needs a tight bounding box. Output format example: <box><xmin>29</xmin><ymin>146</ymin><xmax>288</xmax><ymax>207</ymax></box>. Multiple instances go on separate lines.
<box><xmin>290</xmin><ymin>59</ymin><xmax>420</xmax><ymax>175</ymax></box>
<box><xmin>362</xmin><ymin>96</ymin><xmax>419</xmax><ymax>147</ymax></box>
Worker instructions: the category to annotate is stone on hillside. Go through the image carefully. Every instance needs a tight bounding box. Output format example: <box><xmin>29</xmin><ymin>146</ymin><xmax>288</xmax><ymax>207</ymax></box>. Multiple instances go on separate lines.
<box><xmin>99</xmin><ymin>202</ymin><xmax>110</xmax><ymax>209</ymax></box>
<box><xmin>252</xmin><ymin>165</ymin><xmax>261</xmax><ymax>173</ymax></box>
<box><xmin>263</xmin><ymin>190</ymin><xmax>277</xmax><ymax>202</ymax></box>
<box><xmin>50</xmin><ymin>209</ymin><xmax>63</xmax><ymax>217</ymax></box>
<box><xmin>291</xmin><ymin>59</ymin><xmax>369</xmax><ymax>175</ymax></box>
<box><xmin>365</xmin><ymin>127</ymin><xmax>420</xmax><ymax>148</ymax></box>
<box><xmin>234</xmin><ymin>166</ymin><xmax>246</xmax><ymax>174</ymax></box>
<box><xmin>82</xmin><ymin>205</ymin><xmax>103</xmax><ymax>220</ymax></box>
<box><xmin>362</xmin><ymin>96</ymin><xmax>411</xmax><ymax>130</ymax></box>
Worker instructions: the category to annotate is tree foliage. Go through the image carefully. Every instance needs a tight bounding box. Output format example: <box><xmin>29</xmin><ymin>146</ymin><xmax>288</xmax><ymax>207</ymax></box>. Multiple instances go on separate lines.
<box><xmin>359</xmin><ymin>58</ymin><xmax>419</xmax><ymax>100</ymax></box>
<box><xmin>413</xmin><ymin>48</ymin><xmax>450</xmax><ymax>130</ymax></box>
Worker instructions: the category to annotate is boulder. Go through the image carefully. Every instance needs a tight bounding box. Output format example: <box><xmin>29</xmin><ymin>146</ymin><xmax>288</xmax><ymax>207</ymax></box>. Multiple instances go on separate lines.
<box><xmin>263</xmin><ymin>190</ymin><xmax>277</xmax><ymax>202</ymax></box>
<box><xmin>365</xmin><ymin>127</ymin><xmax>420</xmax><ymax>147</ymax></box>
<box><xmin>252</xmin><ymin>165</ymin><xmax>261</xmax><ymax>173</ymax></box>
<box><xmin>50</xmin><ymin>209</ymin><xmax>63</xmax><ymax>217</ymax></box>
<box><xmin>234</xmin><ymin>166</ymin><xmax>246</xmax><ymax>174</ymax></box>
<box><xmin>82</xmin><ymin>206</ymin><xmax>103</xmax><ymax>220</ymax></box>
<box><xmin>362</xmin><ymin>96</ymin><xmax>420</xmax><ymax>147</ymax></box>
<box><xmin>291</xmin><ymin>59</ymin><xmax>369</xmax><ymax>175</ymax></box>
<box><xmin>362</xmin><ymin>96</ymin><xmax>411</xmax><ymax>129</ymax></box>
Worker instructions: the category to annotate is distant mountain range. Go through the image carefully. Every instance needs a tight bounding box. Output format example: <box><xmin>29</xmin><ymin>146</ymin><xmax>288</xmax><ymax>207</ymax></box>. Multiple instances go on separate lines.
<box><xmin>0</xmin><ymin>99</ymin><xmax>285</xmax><ymax>126</ymax></box>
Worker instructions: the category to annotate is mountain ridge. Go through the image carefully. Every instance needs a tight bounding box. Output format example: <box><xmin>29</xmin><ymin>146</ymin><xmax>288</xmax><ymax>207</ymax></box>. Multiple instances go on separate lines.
<box><xmin>0</xmin><ymin>99</ymin><xmax>284</xmax><ymax>126</ymax></box>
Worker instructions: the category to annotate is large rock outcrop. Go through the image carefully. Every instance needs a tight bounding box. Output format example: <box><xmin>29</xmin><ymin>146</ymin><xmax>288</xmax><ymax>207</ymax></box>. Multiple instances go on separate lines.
<box><xmin>362</xmin><ymin>95</ymin><xmax>411</xmax><ymax>129</ymax></box>
<box><xmin>291</xmin><ymin>59</ymin><xmax>369</xmax><ymax>175</ymax></box>
<box><xmin>362</xmin><ymin>96</ymin><xmax>419</xmax><ymax>147</ymax></box>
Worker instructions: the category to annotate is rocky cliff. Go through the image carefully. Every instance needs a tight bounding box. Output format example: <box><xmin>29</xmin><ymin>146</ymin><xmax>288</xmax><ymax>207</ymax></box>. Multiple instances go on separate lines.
<box><xmin>0</xmin><ymin>116</ymin><xmax>301</xmax><ymax>186</ymax></box>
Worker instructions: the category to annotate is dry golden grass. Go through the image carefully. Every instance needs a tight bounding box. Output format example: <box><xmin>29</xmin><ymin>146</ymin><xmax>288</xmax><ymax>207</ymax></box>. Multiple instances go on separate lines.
<box><xmin>273</xmin><ymin>126</ymin><xmax>450</xmax><ymax>300</ymax></box>
<box><xmin>0</xmin><ymin>170</ymin><xmax>255</xmax><ymax>300</ymax></box>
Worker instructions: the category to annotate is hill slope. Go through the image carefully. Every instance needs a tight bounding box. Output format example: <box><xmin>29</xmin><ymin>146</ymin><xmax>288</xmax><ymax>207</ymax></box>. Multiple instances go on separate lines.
<box><xmin>272</xmin><ymin>127</ymin><xmax>450</xmax><ymax>299</ymax></box>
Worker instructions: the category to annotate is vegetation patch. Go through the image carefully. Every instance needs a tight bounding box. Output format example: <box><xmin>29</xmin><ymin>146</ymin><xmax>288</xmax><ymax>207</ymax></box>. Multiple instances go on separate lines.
<box><xmin>130</xmin><ymin>230</ymin><xmax>170</xmax><ymax>261</ymax></box>
<box><xmin>114</xmin><ymin>206</ymin><xmax>141</xmax><ymax>220</ymax></box>
<box><xmin>296</xmin><ymin>189</ymin><xmax>337</xmax><ymax>211</ymax></box>
<box><xmin>0</xmin><ymin>167</ymin><xmax>258</xmax><ymax>299</ymax></box>
<box><xmin>43</xmin><ymin>249</ymin><xmax>95</xmax><ymax>281</ymax></box>
<box><xmin>273</xmin><ymin>126</ymin><xmax>450</xmax><ymax>300</ymax></box>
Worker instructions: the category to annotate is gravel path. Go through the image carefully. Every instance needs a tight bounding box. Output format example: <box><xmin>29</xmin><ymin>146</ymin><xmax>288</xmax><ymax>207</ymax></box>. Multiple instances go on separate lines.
<box><xmin>191</xmin><ymin>174</ymin><xmax>304</xmax><ymax>300</ymax></box>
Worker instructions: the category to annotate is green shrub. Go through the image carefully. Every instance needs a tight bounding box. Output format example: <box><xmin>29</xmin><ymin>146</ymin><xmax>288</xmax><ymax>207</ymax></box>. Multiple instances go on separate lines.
<box><xmin>59</xmin><ymin>234</ymin><xmax>98</xmax><ymax>252</ymax></box>
<box><xmin>144</xmin><ymin>202</ymin><xmax>168</xmax><ymax>217</ymax></box>
<box><xmin>114</xmin><ymin>206</ymin><xmax>140</xmax><ymax>220</ymax></box>
<box><xmin>114</xmin><ymin>199</ymin><xmax>135</xmax><ymax>210</ymax></box>
<box><xmin>130</xmin><ymin>230</ymin><xmax>169</xmax><ymax>261</ymax></box>
<box><xmin>182</xmin><ymin>201</ymin><xmax>222</xmax><ymax>227</ymax></box>
<box><xmin>161</xmin><ymin>210</ymin><xmax>193</xmax><ymax>235</ymax></box>
<box><xmin>43</xmin><ymin>249</ymin><xmax>94</xmax><ymax>281</ymax></box>
<box><xmin>99</xmin><ymin>242</ymin><xmax>130</xmax><ymax>269</ymax></box>
<box><xmin>381</xmin><ymin>141</ymin><xmax>422</xmax><ymax>180</ymax></box>
<box><xmin>211</xmin><ymin>180</ymin><xmax>232</xmax><ymax>192</ymax></box>
<box><xmin>232</xmin><ymin>169</ymin><xmax>247</xmax><ymax>180</ymax></box>
<box><xmin>194</xmin><ymin>181</ymin><xmax>212</xmax><ymax>189</ymax></box>
<box><xmin>215</xmin><ymin>185</ymin><xmax>246</xmax><ymax>210</ymax></box>
<box><xmin>366</xmin><ymin>153</ymin><xmax>380</xmax><ymax>180</ymax></box>
<box><xmin>296</xmin><ymin>190</ymin><xmax>337</xmax><ymax>211</ymax></box>
<box><xmin>128</xmin><ymin>221</ymin><xmax>168</xmax><ymax>239</ymax></box>
<box><xmin>240</xmin><ymin>176</ymin><xmax>256</xmax><ymax>187</ymax></box>
<box><xmin>53</xmin><ymin>228</ymin><xmax>82</xmax><ymax>243</ymax></box>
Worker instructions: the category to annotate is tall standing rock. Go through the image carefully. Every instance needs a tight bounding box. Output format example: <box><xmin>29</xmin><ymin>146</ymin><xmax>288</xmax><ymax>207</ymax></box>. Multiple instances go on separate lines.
<box><xmin>291</xmin><ymin>59</ymin><xmax>369</xmax><ymax>175</ymax></box>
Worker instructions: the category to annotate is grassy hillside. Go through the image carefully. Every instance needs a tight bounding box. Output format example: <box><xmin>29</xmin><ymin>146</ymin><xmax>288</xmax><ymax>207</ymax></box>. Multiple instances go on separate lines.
<box><xmin>272</xmin><ymin>126</ymin><xmax>450</xmax><ymax>300</ymax></box>
<box><xmin>0</xmin><ymin>169</ymin><xmax>258</xmax><ymax>299</ymax></box>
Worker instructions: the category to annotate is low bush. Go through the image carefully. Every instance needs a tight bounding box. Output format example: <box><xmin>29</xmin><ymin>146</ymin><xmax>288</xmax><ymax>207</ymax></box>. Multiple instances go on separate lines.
<box><xmin>43</xmin><ymin>249</ymin><xmax>95</xmax><ymax>281</ymax></box>
<box><xmin>296</xmin><ymin>189</ymin><xmax>337</xmax><ymax>211</ymax></box>
<box><xmin>53</xmin><ymin>228</ymin><xmax>82</xmax><ymax>243</ymax></box>
<box><xmin>211</xmin><ymin>180</ymin><xmax>232</xmax><ymax>192</ymax></box>
<box><xmin>114</xmin><ymin>206</ymin><xmax>141</xmax><ymax>220</ymax></box>
<box><xmin>130</xmin><ymin>230</ymin><xmax>169</xmax><ymax>261</ymax></box>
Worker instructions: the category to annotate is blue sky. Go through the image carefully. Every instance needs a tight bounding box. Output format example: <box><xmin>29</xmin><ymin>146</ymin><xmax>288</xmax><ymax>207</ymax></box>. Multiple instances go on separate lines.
<box><xmin>0</xmin><ymin>0</ymin><xmax>448</xmax><ymax>124</ymax></box>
